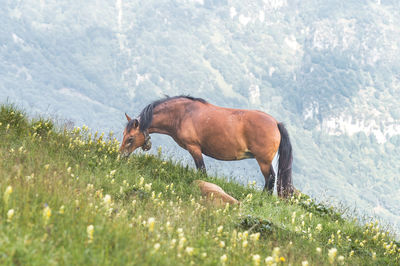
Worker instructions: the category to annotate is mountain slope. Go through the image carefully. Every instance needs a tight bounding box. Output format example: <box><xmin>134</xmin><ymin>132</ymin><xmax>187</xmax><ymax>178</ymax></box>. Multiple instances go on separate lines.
<box><xmin>1</xmin><ymin>0</ymin><xmax>400</xmax><ymax>233</ymax></box>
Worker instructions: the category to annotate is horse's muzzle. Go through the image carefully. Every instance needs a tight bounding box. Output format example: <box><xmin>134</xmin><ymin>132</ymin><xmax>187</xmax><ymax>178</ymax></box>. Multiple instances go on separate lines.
<box><xmin>120</xmin><ymin>150</ymin><xmax>131</xmax><ymax>158</ymax></box>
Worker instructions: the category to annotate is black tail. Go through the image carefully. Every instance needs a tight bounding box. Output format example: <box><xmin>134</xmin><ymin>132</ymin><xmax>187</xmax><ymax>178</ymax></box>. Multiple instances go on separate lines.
<box><xmin>277</xmin><ymin>123</ymin><xmax>293</xmax><ymax>198</ymax></box>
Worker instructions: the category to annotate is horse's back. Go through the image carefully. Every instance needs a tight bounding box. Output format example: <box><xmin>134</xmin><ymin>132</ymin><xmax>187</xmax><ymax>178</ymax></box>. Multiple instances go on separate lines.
<box><xmin>196</xmin><ymin>103</ymin><xmax>278</xmax><ymax>135</ymax></box>
<box><xmin>180</xmin><ymin>102</ymin><xmax>280</xmax><ymax>161</ymax></box>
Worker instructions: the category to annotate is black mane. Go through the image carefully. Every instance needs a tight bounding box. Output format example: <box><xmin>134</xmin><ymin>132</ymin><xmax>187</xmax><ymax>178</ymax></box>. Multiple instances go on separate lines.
<box><xmin>127</xmin><ymin>95</ymin><xmax>207</xmax><ymax>132</ymax></box>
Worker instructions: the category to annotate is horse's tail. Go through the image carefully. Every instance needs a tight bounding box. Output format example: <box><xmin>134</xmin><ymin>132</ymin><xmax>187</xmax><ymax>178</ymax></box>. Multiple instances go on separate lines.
<box><xmin>277</xmin><ymin>122</ymin><xmax>293</xmax><ymax>198</ymax></box>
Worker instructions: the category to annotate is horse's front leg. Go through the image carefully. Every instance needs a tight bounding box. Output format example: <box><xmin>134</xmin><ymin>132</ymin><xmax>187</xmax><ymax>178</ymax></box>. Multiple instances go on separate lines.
<box><xmin>186</xmin><ymin>145</ymin><xmax>206</xmax><ymax>174</ymax></box>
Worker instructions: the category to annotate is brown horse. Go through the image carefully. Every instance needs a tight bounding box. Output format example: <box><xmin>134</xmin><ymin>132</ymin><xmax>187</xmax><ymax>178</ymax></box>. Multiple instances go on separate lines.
<box><xmin>119</xmin><ymin>96</ymin><xmax>293</xmax><ymax>197</ymax></box>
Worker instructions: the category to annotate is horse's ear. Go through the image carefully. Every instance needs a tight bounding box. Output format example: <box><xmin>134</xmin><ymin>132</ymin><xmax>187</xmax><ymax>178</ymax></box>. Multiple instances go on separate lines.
<box><xmin>125</xmin><ymin>113</ymin><xmax>132</xmax><ymax>121</ymax></box>
<box><xmin>132</xmin><ymin>119</ymin><xmax>139</xmax><ymax>128</ymax></box>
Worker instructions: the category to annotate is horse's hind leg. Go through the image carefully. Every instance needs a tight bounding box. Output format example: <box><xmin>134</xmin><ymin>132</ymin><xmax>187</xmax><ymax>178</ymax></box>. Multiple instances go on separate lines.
<box><xmin>256</xmin><ymin>159</ymin><xmax>274</xmax><ymax>194</ymax></box>
<box><xmin>267</xmin><ymin>166</ymin><xmax>276</xmax><ymax>192</ymax></box>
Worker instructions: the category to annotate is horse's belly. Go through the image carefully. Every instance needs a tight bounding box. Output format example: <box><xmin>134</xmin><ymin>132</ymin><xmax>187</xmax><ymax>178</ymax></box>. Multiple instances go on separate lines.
<box><xmin>238</xmin><ymin>150</ymin><xmax>255</xmax><ymax>160</ymax></box>
<box><xmin>202</xmin><ymin>146</ymin><xmax>254</xmax><ymax>161</ymax></box>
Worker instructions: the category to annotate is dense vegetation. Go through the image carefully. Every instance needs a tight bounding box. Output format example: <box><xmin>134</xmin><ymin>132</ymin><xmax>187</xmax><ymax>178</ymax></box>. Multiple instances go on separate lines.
<box><xmin>1</xmin><ymin>104</ymin><xmax>399</xmax><ymax>265</ymax></box>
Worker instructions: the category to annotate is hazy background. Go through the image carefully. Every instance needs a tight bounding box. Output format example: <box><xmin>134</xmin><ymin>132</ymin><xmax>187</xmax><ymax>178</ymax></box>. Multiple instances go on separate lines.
<box><xmin>1</xmin><ymin>0</ymin><xmax>400</xmax><ymax>235</ymax></box>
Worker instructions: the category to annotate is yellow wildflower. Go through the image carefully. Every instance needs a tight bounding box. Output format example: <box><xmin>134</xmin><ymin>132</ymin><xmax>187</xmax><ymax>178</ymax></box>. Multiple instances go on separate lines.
<box><xmin>43</xmin><ymin>205</ymin><xmax>52</xmax><ymax>224</ymax></box>
<box><xmin>243</xmin><ymin>231</ymin><xmax>249</xmax><ymax>240</ymax></box>
<box><xmin>178</xmin><ymin>237</ymin><xmax>186</xmax><ymax>250</ymax></box>
<box><xmin>272</xmin><ymin>247</ymin><xmax>280</xmax><ymax>258</ymax></box>
<box><xmin>328</xmin><ymin>248</ymin><xmax>337</xmax><ymax>264</ymax></box>
<box><xmin>144</xmin><ymin>183</ymin><xmax>152</xmax><ymax>192</ymax></box>
<box><xmin>147</xmin><ymin>217</ymin><xmax>155</xmax><ymax>232</ymax></box>
<box><xmin>166</xmin><ymin>221</ymin><xmax>172</xmax><ymax>232</ymax></box>
<box><xmin>185</xmin><ymin>247</ymin><xmax>194</xmax><ymax>256</ymax></box>
<box><xmin>220</xmin><ymin>254</ymin><xmax>227</xmax><ymax>264</ymax></box>
<box><xmin>217</xmin><ymin>225</ymin><xmax>223</xmax><ymax>234</ymax></box>
<box><xmin>316</xmin><ymin>224</ymin><xmax>322</xmax><ymax>232</ymax></box>
<box><xmin>7</xmin><ymin>209</ymin><xmax>15</xmax><ymax>222</ymax></box>
<box><xmin>338</xmin><ymin>255</ymin><xmax>345</xmax><ymax>265</ymax></box>
<box><xmin>250</xmin><ymin>232</ymin><xmax>260</xmax><ymax>242</ymax></box>
<box><xmin>103</xmin><ymin>194</ymin><xmax>112</xmax><ymax>207</ymax></box>
<box><xmin>87</xmin><ymin>225</ymin><xmax>94</xmax><ymax>243</ymax></box>
<box><xmin>265</xmin><ymin>256</ymin><xmax>274</xmax><ymax>265</ymax></box>
<box><xmin>3</xmin><ymin>186</ymin><xmax>13</xmax><ymax>205</ymax></box>
<box><xmin>170</xmin><ymin>239</ymin><xmax>177</xmax><ymax>249</ymax></box>
<box><xmin>252</xmin><ymin>254</ymin><xmax>261</xmax><ymax>266</ymax></box>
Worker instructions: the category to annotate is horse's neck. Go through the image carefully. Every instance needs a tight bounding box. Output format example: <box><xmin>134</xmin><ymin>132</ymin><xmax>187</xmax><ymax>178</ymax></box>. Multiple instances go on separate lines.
<box><xmin>147</xmin><ymin>106</ymin><xmax>181</xmax><ymax>136</ymax></box>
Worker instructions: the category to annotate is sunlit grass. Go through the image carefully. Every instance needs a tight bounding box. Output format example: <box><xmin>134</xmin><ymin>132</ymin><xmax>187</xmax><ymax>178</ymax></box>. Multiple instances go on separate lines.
<box><xmin>0</xmin><ymin>103</ymin><xmax>399</xmax><ymax>265</ymax></box>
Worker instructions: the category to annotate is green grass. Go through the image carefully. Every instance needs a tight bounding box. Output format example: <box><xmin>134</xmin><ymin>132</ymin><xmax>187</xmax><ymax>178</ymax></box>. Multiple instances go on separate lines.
<box><xmin>0</xmin><ymin>103</ymin><xmax>399</xmax><ymax>265</ymax></box>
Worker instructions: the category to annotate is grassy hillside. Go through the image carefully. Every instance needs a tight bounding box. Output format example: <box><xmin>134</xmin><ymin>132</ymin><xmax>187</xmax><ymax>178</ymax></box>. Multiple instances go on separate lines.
<box><xmin>3</xmin><ymin>0</ymin><xmax>400</xmax><ymax>233</ymax></box>
<box><xmin>0</xmin><ymin>104</ymin><xmax>399</xmax><ymax>265</ymax></box>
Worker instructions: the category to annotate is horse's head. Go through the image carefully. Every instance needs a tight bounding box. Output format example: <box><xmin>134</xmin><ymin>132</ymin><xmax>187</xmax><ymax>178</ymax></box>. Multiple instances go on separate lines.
<box><xmin>119</xmin><ymin>113</ymin><xmax>152</xmax><ymax>157</ymax></box>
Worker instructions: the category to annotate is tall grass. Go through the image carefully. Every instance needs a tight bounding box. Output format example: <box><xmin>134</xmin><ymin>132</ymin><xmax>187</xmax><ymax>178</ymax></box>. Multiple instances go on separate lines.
<box><xmin>0</xmin><ymin>103</ymin><xmax>399</xmax><ymax>265</ymax></box>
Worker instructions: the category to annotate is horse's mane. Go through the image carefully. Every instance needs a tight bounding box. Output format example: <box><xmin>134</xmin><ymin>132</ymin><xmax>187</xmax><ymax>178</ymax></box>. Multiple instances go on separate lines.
<box><xmin>127</xmin><ymin>95</ymin><xmax>207</xmax><ymax>132</ymax></box>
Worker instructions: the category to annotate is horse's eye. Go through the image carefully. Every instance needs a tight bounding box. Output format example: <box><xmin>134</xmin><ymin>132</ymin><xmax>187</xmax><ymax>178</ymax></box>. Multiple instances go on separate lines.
<box><xmin>124</xmin><ymin>137</ymin><xmax>134</xmax><ymax>147</ymax></box>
